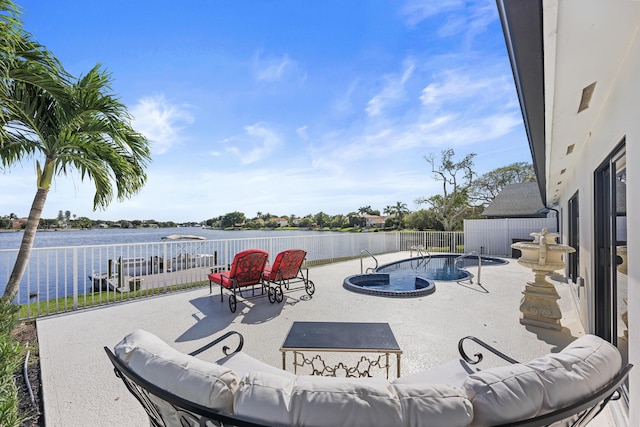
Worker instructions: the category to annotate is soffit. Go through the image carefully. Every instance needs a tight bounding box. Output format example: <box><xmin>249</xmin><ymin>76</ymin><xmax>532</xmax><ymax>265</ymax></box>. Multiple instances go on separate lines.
<box><xmin>544</xmin><ymin>0</ymin><xmax>640</xmax><ymax>204</ymax></box>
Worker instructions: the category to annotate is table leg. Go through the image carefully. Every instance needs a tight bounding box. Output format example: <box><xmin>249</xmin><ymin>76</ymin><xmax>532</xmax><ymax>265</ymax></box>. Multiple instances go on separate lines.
<box><xmin>397</xmin><ymin>354</ymin><xmax>401</xmax><ymax>378</ymax></box>
<box><xmin>282</xmin><ymin>351</ymin><xmax>286</xmax><ymax>371</ymax></box>
<box><xmin>385</xmin><ymin>353</ymin><xmax>390</xmax><ymax>378</ymax></box>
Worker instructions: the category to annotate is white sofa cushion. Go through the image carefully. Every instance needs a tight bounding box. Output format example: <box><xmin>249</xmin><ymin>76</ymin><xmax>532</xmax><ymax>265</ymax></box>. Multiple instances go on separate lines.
<box><xmin>114</xmin><ymin>330</ymin><xmax>239</xmax><ymax>415</ymax></box>
<box><xmin>526</xmin><ymin>334</ymin><xmax>622</xmax><ymax>414</ymax></box>
<box><xmin>463</xmin><ymin>363</ymin><xmax>544</xmax><ymax>427</ymax></box>
<box><xmin>234</xmin><ymin>371</ymin><xmax>294</xmax><ymax>426</ymax></box>
<box><xmin>393</xmin><ymin>358</ymin><xmax>478</xmax><ymax>388</ymax></box>
<box><xmin>217</xmin><ymin>351</ymin><xmax>296</xmax><ymax>380</ymax></box>
<box><xmin>393</xmin><ymin>383</ymin><xmax>474</xmax><ymax>427</ymax></box>
<box><xmin>290</xmin><ymin>376</ymin><xmax>402</xmax><ymax>427</ymax></box>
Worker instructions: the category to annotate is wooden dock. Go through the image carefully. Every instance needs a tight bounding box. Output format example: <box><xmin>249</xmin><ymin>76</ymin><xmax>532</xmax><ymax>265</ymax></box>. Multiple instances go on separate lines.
<box><xmin>92</xmin><ymin>265</ymin><xmax>228</xmax><ymax>294</ymax></box>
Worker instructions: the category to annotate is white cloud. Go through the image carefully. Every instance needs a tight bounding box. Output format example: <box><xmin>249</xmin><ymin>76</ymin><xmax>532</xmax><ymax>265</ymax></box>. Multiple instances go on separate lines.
<box><xmin>224</xmin><ymin>122</ymin><xmax>283</xmax><ymax>164</ymax></box>
<box><xmin>296</xmin><ymin>126</ymin><xmax>309</xmax><ymax>140</ymax></box>
<box><xmin>400</xmin><ymin>0</ymin><xmax>464</xmax><ymax>27</ymax></box>
<box><xmin>254</xmin><ymin>52</ymin><xmax>297</xmax><ymax>83</ymax></box>
<box><xmin>366</xmin><ymin>60</ymin><xmax>416</xmax><ymax>117</ymax></box>
<box><xmin>332</xmin><ymin>80</ymin><xmax>359</xmax><ymax>117</ymax></box>
<box><xmin>130</xmin><ymin>95</ymin><xmax>194</xmax><ymax>155</ymax></box>
<box><xmin>420</xmin><ymin>70</ymin><xmax>510</xmax><ymax>107</ymax></box>
<box><xmin>401</xmin><ymin>0</ymin><xmax>497</xmax><ymax>48</ymax></box>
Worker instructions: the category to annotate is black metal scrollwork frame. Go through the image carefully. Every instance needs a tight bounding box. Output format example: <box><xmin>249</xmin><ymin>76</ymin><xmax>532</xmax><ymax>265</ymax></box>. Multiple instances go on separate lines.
<box><xmin>105</xmin><ymin>331</ymin><xmax>268</xmax><ymax>427</ymax></box>
<box><xmin>106</xmin><ymin>331</ymin><xmax>633</xmax><ymax>427</ymax></box>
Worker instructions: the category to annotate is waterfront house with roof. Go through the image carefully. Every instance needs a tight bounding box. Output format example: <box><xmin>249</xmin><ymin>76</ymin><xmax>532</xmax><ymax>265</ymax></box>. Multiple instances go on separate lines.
<box><xmin>497</xmin><ymin>0</ymin><xmax>638</xmax><ymax>424</ymax></box>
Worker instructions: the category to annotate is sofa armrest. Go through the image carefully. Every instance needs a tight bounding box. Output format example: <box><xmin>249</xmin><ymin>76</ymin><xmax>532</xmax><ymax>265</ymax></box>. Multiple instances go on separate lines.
<box><xmin>458</xmin><ymin>336</ymin><xmax>519</xmax><ymax>365</ymax></box>
<box><xmin>188</xmin><ymin>330</ymin><xmax>244</xmax><ymax>357</ymax></box>
<box><xmin>493</xmin><ymin>363</ymin><xmax>632</xmax><ymax>427</ymax></box>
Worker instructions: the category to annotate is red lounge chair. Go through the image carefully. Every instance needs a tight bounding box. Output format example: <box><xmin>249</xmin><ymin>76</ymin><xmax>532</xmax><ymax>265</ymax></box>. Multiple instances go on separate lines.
<box><xmin>262</xmin><ymin>249</ymin><xmax>315</xmax><ymax>303</ymax></box>
<box><xmin>208</xmin><ymin>249</ymin><xmax>268</xmax><ymax>312</ymax></box>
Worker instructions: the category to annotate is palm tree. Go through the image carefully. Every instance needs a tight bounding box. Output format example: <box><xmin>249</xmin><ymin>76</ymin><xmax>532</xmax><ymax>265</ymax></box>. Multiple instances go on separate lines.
<box><xmin>1</xmin><ymin>0</ymin><xmax>69</xmax><ymax>143</ymax></box>
<box><xmin>358</xmin><ymin>205</ymin><xmax>372</xmax><ymax>215</ymax></box>
<box><xmin>1</xmin><ymin>64</ymin><xmax>151</xmax><ymax>302</ymax></box>
<box><xmin>392</xmin><ymin>201</ymin><xmax>409</xmax><ymax>228</ymax></box>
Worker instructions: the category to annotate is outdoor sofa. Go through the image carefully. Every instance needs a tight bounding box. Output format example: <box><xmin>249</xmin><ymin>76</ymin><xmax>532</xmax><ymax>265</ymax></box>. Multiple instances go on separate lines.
<box><xmin>105</xmin><ymin>329</ymin><xmax>632</xmax><ymax>427</ymax></box>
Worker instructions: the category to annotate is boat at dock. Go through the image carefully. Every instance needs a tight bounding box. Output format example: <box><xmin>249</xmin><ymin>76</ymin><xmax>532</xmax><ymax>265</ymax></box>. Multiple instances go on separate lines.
<box><xmin>89</xmin><ymin>253</ymin><xmax>218</xmax><ymax>292</ymax></box>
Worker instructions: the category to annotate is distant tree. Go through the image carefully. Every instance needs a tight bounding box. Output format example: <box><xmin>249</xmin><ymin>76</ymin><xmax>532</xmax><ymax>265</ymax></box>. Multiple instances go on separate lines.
<box><xmin>220</xmin><ymin>211</ymin><xmax>246</xmax><ymax>228</ymax></box>
<box><xmin>415</xmin><ymin>149</ymin><xmax>476</xmax><ymax>231</ymax></box>
<box><xmin>314</xmin><ymin>212</ymin><xmax>330</xmax><ymax>228</ymax></box>
<box><xmin>265</xmin><ymin>219</ymin><xmax>279</xmax><ymax>228</ymax></box>
<box><xmin>205</xmin><ymin>217</ymin><xmax>219</xmax><ymax>228</ymax></box>
<box><xmin>245</xmin><ymin>220</ymin><xmax>261</xmax><ymax>229</ymax></box>
<box><xmin>347</xmin><ymin>212</ymin><xmax>365</xmax><ymax>228</ymax></box>
<box><xmin>405</xmin><ymin>209</ymin><xmax>440</xmax><ymax>231</ymax></box>
<box><xmin>358</xmin><ymin>206</ymin><xmax>372</xmax><ymax>215</ymax></box>
<box><xmin>298</xmin><ymin>217</ymin><xmax>313</xmax><ymax>228</ymax></box>
<box><xmin>64</xmin><ymin>210</ymin><xmax>71</xmax><ymax>221</ymax></box>
<box><xmin>330</xmin><ymin>214</ymin><xmax>347</xmax><ymax>229</ymax></box>
<box><xmin>75</xmin><ymin>216</ymin><xmax>92</xmax><ymax>229</ymax></box>
<box><xmin>469</xmin><ymin>162</ymin><xmax>535</xmax><ymax>206</ymax></box>
<box><xmin>383</xmin><ymin>202</ymin><xmax>410</xmax><ymax>229</ymax></box>
<box><xmin>57</xmin><ymin>210</ymin><xmax>64</xmax><ymax>222</ymax></box>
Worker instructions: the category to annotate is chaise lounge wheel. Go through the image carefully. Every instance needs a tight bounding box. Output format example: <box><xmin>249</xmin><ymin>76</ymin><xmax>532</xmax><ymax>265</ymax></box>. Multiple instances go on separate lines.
<box><xmin>229</xmin><ymin>294</ymin><xmax>237</xmax><ymax>312</ymax></box>
<box><xmin>268</xmin><ymin>287</ymin><xmax>276</xmax><ymax>303</ymax></box>
<box><xmin>275</xmin><ymin>286</ymin><xmax>284</xmax><ymax>303</ymax></box>
<box><xmin>305</xmin><ymin>280</ymin><xmax>315</xmax><ymax>296</ymax></box>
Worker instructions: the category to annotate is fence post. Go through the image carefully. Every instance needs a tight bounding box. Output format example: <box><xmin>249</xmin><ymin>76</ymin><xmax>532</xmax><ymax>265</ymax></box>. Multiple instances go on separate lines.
<box><xmin>73</xmin><ymin>247</ymin><xmax>78</xmax><ymax>311</ymax></box>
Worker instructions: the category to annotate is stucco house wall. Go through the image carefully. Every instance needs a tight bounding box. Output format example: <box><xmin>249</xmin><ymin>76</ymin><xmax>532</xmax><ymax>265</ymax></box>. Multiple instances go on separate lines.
<box><xmin>553</xmin><ymin>17</ymin><xmax>639</xmax><ymax>424</ymax></box>
<box><xmin>497</xmin><ymin>0</ymin><xmax>639</xmax><ymax>423</ymax></box>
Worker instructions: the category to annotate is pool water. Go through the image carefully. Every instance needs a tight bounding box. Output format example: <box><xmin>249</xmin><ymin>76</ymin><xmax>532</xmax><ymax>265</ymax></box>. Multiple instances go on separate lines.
<box><xmin>343</xmin><ymin>254</ymin><xmax>507</xmax><ymax>297</ymax></box>
<box><xmin>343</xmin><ymin>273</ymin><xmax>435</xmax><ymax>298</ymax></box>
<box><xmin>376</xmin><ymin>254</ymin><xmax>507</xmax><ymax>281</ymax></box>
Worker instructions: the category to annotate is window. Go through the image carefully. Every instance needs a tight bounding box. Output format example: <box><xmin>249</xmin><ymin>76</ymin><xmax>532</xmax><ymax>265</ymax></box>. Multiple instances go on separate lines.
<box><xmin>567</xmin><ymin>191</ymin><xmax>579</xmax><ymax>283</ymax></box>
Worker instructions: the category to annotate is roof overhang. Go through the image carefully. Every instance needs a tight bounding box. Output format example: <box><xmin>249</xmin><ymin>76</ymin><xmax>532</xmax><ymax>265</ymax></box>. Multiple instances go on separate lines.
<box><xmin>496</xmin><ymin>0</ymin><xmax>545</xmax><ymax>202</ymax></box>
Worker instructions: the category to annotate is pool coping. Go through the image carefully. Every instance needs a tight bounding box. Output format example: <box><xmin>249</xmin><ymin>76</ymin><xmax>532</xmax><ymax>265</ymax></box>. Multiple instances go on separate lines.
<box><xmin>343</xmin><ymin>273</ymin><xmax>436</xmax><ymax>298</ymax></box>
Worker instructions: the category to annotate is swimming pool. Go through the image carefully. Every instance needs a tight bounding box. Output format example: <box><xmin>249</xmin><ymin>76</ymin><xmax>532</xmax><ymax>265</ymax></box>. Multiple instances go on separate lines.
<box><xmin>343</xmin><ymin>254</ymin><xmax>508</xmax><ymax>297</ymax></box>
<box><xmin>343</xmin><ymin>273</ymin><xmax>435</xmax><ymax>298</ymax></box>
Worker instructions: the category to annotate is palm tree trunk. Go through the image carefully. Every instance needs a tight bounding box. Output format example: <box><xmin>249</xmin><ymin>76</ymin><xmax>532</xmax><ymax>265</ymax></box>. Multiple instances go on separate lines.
<box><xmin>2</xmin><ymin>187</ymin><xmax>48</xmax><ymax>302</ymax></box>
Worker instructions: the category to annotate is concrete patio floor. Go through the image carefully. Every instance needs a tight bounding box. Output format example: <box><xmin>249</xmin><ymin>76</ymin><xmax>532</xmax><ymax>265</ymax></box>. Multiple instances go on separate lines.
<box><xmin>36</xmin><ymin>251</ymin><xmax>614</xmax><ymax>426</ymax></box>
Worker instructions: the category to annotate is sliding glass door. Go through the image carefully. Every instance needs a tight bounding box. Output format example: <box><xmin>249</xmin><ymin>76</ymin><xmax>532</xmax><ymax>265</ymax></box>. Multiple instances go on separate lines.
<box><xmin>593</xmin><ymin>141</ymin><xmax>628</xmax><ymax>366</ymax></box>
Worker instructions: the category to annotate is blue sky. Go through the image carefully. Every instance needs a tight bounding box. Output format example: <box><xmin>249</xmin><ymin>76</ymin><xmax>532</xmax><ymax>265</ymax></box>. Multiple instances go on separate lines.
<box><xmin>3</xmin><ymin>0</ymin><xmax>531</xmax><ymax>223</ymax></box>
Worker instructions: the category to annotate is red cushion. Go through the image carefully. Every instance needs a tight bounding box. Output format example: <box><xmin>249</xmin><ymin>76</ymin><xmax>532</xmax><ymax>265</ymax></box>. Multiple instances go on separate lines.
<box><xmin>208</xmin><ymin>272</ymin><xmax>232</xmax><ymax>288</ymax></box>
<box><xmin>263</xmin><ymin>249</ymin><xmax>306</xmax><ymax>281</ymax></box>
<box><xmin>209</xmin><ymin>249</ymin><xmax>268</xmax><ymax>289</ymax></box>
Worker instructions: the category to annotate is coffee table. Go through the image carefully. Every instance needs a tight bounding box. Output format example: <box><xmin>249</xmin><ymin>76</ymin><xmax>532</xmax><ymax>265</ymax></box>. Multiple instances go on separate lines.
<box><xmin>279</xmin><ymin>321</ymin><xmax>402</xmax><ymax>378</ymax></box>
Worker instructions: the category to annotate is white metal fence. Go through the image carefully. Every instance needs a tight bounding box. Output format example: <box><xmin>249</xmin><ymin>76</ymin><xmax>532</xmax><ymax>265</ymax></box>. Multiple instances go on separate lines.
<box><xmin>1</xmin><ymin>231</ymin><xmax>464</xmax><ymax>319</ymax></box>
<box><xmin>463</xmin><ymin>218</ymin><xmax>558</xmax><ymax>256</ymax></box>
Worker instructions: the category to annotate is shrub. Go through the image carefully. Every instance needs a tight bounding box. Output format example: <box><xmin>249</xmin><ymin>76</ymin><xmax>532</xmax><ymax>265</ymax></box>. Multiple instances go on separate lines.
<box><xmin>0</xmin><ymin>301</ymin><xmax>24</xmax><ymax>427</ymax></box>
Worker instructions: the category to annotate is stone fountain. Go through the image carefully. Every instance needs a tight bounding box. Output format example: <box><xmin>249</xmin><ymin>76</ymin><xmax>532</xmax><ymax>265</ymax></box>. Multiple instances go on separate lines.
<box><xmin>511</xmin><ymin>228</ymin><xmax>576</xmax><ymax>330</ymax></box>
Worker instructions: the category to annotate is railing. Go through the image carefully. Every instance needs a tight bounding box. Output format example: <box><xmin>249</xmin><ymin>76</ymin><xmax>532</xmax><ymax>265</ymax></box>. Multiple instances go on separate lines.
<box><xmin>359</xmin><ymin>249</ymin><xmax>378</xmax><ymax>274</ymax></box>
<box><xmin>409</xmin><ymin>245</ymin><xmax>432</xmax><ymax>270</ymax></box>
<box><xmin>1</xmin><ymin>230</ymin><xmax>464</xmax><ymax>319</ymax></box>
<box><xmin>455</xmin><ymin>251</ymin><xmax>481</xmax><ymax>285</ymax></box>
